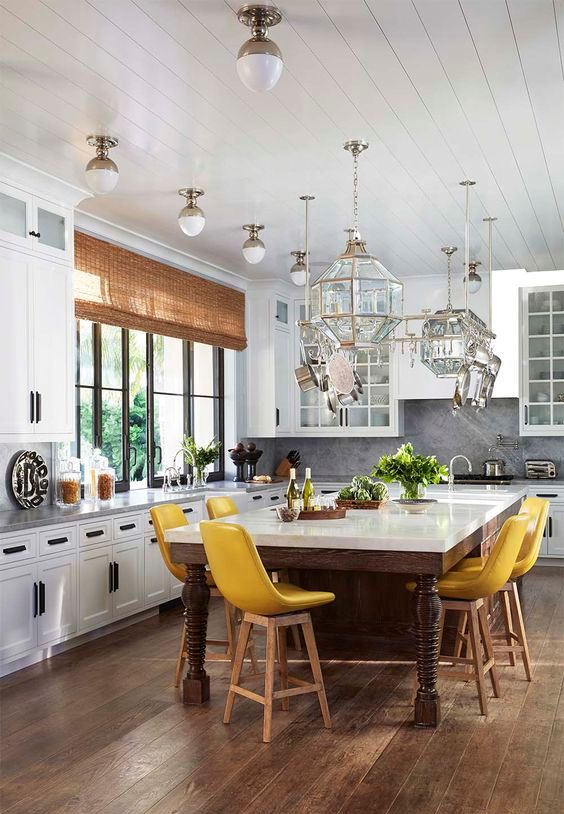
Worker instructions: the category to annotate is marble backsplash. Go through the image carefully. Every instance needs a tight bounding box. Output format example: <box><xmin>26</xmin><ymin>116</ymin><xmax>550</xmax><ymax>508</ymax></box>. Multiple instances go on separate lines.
<box><xmin>250</xmin><ymin>398</ymin><xmax>564</xmax><ymax>480</ymax></box>
<box><xmin>0</xmin><ymin>443</ymin><xmax>53</xmax><ymax>511</ymax></box>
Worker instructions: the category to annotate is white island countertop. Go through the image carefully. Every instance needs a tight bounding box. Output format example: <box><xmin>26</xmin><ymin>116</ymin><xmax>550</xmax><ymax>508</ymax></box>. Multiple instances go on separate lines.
<box><xmin>166</xmin><ymin>484</ymin><xmax>527</xmax><ymax>555</ymax></box>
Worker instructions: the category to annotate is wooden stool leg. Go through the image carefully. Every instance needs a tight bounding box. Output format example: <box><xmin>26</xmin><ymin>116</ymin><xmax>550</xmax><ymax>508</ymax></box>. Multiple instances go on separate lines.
<box><xmin>175</xmin><ymin>624</ymin><xmax>187</xmax><ymax>688</ymax></box>
<box><xmin>223</xmin><ymin>600</ymin><xmax>235</xmax><ymax>658</ymax></box>
<box><xmin>301</xmin><ymin>616</ymin><xmax>331</xmax><ymax>729</ymax></box>
<box><xmin>290</xmin><ymin>625</ymin><xmax>302</xmax><ymax>651</ymax></box>
<box><xmin>224</xmin><ymin>619</ymin><xmax>252</xmax><ymax>725</ymax></box>
<box><xmin>454</xmin><ymin>611</ymin><xmax>468</xmax><ymax>660</ymax></box>
<box><xmin>478</xmin><ymin>603</ymin><xmax>500</xmax><ymax>698</ymax></box>
<box><xmin>468</xmin><ymin>603</ymin><xmax>488</xmax><ymax>715</ymax></box>
<box><xmin>278</xmin><ymin>626</ymin><xmax>289</xmax><ymax>711</ymax></box>
<box><xmin>500</xmin><ymin>590</ymin><xmax>516</xmax><ymax>666</ymax></box>
<box><xmin>508</xmin><ymin>582</ymin><xmax>532</xmax><ymax>681</ymax></box>
<box><xmin>263</xmin><ymin>619</ymin><xmax>277</xmax><ymax>743</ymax></box>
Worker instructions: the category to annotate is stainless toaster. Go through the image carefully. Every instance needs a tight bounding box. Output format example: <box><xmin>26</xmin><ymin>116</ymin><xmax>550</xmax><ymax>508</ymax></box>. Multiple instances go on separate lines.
<box><xmin>525</xmin><ymin>460</ymin><xmax>557</xmax><ymax>479</ymax></box>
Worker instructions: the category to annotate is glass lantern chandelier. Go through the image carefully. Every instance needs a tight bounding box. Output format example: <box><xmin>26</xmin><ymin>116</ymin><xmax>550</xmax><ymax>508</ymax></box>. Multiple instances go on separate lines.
<box><xmin>310</xmin><ymin>140</ymin><xmax>403</xmax><ymax>350</ymax></box>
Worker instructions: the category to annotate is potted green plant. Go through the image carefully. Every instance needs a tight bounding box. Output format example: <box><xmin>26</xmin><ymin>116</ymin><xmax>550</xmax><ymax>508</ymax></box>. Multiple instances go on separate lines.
<box><xmin>372</xmin><ymin>443</ymin><xmax>448</xmax><ymax>501</ymax></box>
<box><xmin>182</xmin><ymin>436</ymin><xmax>222</xmax><ymax>488</ymax></box>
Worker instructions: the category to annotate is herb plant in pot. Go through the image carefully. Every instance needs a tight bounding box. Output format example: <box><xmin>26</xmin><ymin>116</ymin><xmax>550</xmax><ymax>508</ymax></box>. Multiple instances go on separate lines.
<box><xmin>182</xmin><ymin>436</ymin><xmax>221</xmax><ymax>488</ymax></box>
<box><xmin>372</xmin><ymin>443</ymin><xmax>448</xmax><ymax>501</ymax></box>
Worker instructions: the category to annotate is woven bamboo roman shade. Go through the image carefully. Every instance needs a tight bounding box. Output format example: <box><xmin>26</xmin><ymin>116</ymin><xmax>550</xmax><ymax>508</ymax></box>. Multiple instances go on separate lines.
<box><xmin>74</xmin><ymin>232</ymin><xmax>247</xmax><ymax>351</ymax></box>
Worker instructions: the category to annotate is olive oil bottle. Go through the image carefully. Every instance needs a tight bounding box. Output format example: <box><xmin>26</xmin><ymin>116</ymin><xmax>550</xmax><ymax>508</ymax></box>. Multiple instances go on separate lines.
<box><xmin>301</xmin><ymin>467</ymin><xmax>315</xmax><ymax>510</ymax></box>
<box><xmin>286</xmin><ymin>468</ymin><xmax>300</xmax><ymax>510</ymax></box>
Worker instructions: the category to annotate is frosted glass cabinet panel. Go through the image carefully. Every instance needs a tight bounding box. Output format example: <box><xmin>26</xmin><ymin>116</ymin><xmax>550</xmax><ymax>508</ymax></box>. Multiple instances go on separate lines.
<box><xmin>521</xmin><ymin>285</ymin><xmax>564</xmax><ymax>436</ymax></box>
<box><xmin>0</xmin><ymin>183</ymin><xmax>71</xmax><ymax>261</ymax></box>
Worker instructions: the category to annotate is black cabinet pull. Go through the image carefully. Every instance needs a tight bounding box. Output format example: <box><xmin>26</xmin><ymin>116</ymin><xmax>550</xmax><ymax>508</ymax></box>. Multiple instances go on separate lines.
<box><xmin>28</xmin><ymin>230</ymin><xmax>41</xmax><ymax>237</ymax></box>
<box><xmin>109</xmin><ymin>562</ymin><xmax>113</xmax><ymax>593</ymax></box>
<box><xmin>182</xmin><ymin>508</ymin><xmax>193</xmax><ymax>514</ymax></box>
<box><xmin>119</xmin><ymin>523</ymin><xmax>136</xmax><ymax>531</ymax></box>
<box><xmin>148</xmin><ymin>518</ymin><xmax>153</xmax><ymax>526</ymax></box>
<box><xmin>33</xmin><ymin>582</ymin><xmax>38</xmax><ymax>618</ymax></box>
<box><xmin>30</xmin><ymin>390</ymin><xmax>35</xmax><ymax>424</ymax></box>
<box><xmin>321</xmin><ymin>490</ymin><xmax>335</xmax><ymax>494</ymax></box>
<box><xmin>47</xmin><ymin>536</ymin><xmax>68</xmax><ymax>546</ymax></box>
<box><xmin>276</xmin><ymin>407</ymin><xmax>280</xmax><ymax>427</ymax></box>
<box><xmin>252</xmin><ymin>495</ymin><xmax>263</xmax><ymax>501</ymax></box>
<box><xmin>39</xmin><ymin>581</ymin><xmax>46</xmax><ymax>616</ymax></box>
<box><xmin>548</xmin><ymin>517</ymin><xmax>553</xmax><ymax>538</ymax></box>
<box><xmin>86</xmin><ymin>529</ymin><xmax>104</xmax><ymax>538</ymax></box>
<box><xmin>270</xmin><ymin>495</ymin><xmax>279</xmax><ymax>501</ymax></box>
<box><xmin>113</xmin><ymin>561</ymin><xmax>119</xmax><ymax>591</ymax></box>
<box><xmin>150</xmin><ymin>537</ymin><xmax>158</xmax><ymax>544</ymax></box>
<box><xmin>536</xmin><ymin>493</ymin><xmax>558</xmax><ymax>498</ymax></box>
<box><xmin>3</xmin><ymin>544</ymin><xmax>26</xmax><ymax>555</ymax></box>
<box><xmin>524</xmin><ymin>405</ymin><xmax>528</xmax><ymax>425</ymax></box>
<box><xmin>35</xmin><ymin>391</ymin><xmax>41</xmax><ymax>423</ymax></box>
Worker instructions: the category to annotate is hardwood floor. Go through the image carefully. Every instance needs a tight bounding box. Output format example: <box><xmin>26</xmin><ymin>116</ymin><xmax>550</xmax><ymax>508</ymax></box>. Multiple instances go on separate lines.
<box><xmin>1</xmin><ymin>566</ymin><xmax>562</xmax><ymax>814</ymax></box>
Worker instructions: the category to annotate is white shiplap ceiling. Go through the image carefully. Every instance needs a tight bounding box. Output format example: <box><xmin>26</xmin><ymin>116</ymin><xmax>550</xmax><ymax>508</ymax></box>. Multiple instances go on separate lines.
<box><xmin>1</xmin><ymin>0</ymin><xmax>563</xmax><ymax>283</ymax></box>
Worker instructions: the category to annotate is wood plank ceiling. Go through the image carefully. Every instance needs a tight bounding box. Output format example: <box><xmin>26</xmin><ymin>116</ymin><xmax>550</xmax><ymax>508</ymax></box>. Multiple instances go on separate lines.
<box><xmin>0</xmin><ymin>0</ymin><xmax>563</xmax><ymax>282</ymax></box>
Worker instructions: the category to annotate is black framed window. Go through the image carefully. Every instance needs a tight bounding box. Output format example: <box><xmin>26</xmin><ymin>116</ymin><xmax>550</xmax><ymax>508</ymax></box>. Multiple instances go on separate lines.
<box><xmin>75</xmin><ymin>320</ymin><xmax>225</xmax><ymax>490</ymax></box>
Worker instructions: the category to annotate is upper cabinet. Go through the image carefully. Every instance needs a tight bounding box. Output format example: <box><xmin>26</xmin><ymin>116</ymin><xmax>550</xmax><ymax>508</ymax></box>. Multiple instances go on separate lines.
<box><xmin>0</xmin><ymin>181</ymin><xmax>72</xmax><ymax>263</ymax></box>
<box><xmin>520</xmin><ymin>285</ymin><xmax>564</xmax><ymax>436</ymax></box>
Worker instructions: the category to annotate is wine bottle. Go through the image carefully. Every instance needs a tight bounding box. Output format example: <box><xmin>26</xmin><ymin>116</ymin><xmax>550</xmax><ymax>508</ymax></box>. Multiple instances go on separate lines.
<box><xmin>286</xmin><ymin>468</ymin><xmax>300</xmax><ymax>509</ymax></box>
<box><xmin>301</xmin><ymin>467</ymin><xmax>315</xmax><ymax>511</ymax></box>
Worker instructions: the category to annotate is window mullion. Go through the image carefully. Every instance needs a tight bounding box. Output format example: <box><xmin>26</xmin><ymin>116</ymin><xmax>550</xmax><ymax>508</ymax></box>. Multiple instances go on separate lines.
<box><xmin>93</xmin><ymin>322</ymin><xmax>102</xmax><ymax>449</ymax></box>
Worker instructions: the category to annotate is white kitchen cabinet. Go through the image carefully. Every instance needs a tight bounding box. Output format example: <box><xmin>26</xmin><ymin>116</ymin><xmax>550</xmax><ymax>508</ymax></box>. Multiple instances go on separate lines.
<box><xmin>113</xmin><ymin>538</ymin><xmax>144</xmax><ymax>619</ymax></box>
<box><xmin>520</xmin><ymin>285</ymin><xmax>564</xmax><ymax>436</ymax></box>
<box><xmin>37</xmin><ymin>554</ymin><xmax>77</xmax><ymax>646</ymax></box>
<box><xmin>144</xmin><ymin>534</ymin><xmax>170</xmax><ymax>606</ymax></box>
<box><xmin>546</xmin><ymin>507</ymin><xmax>564</xmax><ymax>557</ymax></box>
<box><xmin>0</xmin><ymin>181</ymin><xmax>72</xmax><ymax>263</ymax></box>
<box><xmin>0</xmin><ymin>181</ymin><xmax>33</xmax><ymax>251</ymax></box>
<box><xmin>79</xmin><ymin>545</ymin><xmax>114</xmax><ymax>632</ymax></box>
<box><xmin>0</xmin><ymin>247</ymin><xmax>74</xmax><ymax>440</ymax></box>
<box><xmin>0</xmin><ymin>563</ymin><xmax>37</xmax><ymax>661</ymax></box>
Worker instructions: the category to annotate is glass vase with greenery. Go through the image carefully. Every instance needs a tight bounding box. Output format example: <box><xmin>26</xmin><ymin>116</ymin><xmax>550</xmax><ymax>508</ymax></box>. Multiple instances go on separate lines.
<box><xmin>182</xmin><ymin>436</ymin><xmax>222</xmax><ymax>487</ymax></box>
<box><xmin>372</xmin><ymin>443</ymin><xmax>448</xmax><ymax>500</ymax></box>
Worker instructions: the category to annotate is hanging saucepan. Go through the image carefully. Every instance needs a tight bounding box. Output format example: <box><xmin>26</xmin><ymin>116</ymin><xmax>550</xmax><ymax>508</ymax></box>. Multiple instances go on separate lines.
<box><xmin>352</xmin><ymin>367</ymin><xmax>364</xmax><ymax>395</ymax></box>
<box><xmin>327</xmin><ymin>353</ymin><xmax>355</xmax><ymax>395</ymax></box>
<box><xmin>485</xmin><ymin>356</ymin><xmax>501</xmax><ymax>404</ymax></box>
<box><xmin>455</xmin><ymin>362</ymin><xmax>472</xmax><ymax>405</ymax></box>
<box><xmin>476</xmin><ymin>369</ymin><xmax>493</xmax><ymax>411</ymax></box>
<box><xmin>319</xmin><ymin>372</ymin><xmax>330</xmax><ymax>393</ymax></box>
<box><xmin>326</xmin><ymin>387</ymin><xmax>338</xmax><ymax>415</ymax></box>
<box><xmin>294</xmin><ymin>365</ymin><xmax>318</xmax><ymax>392</ymax></box>
<box><xmin>337</xmin><ymin>388</ymin><xmax>359</xmax><ymax>407</ymax></box>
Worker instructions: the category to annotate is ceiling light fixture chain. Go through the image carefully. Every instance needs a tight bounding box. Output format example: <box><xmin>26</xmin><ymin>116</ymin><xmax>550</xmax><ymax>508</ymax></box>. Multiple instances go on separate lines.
<box><xmin>344</xmin><ymin>139</ymin><xmax>368</xmax><ymax>239</ymax></box>
<box><xmin>441</xmin><ymin>245</ymin><xmax>457</xmax><ymax>311</ymax></box>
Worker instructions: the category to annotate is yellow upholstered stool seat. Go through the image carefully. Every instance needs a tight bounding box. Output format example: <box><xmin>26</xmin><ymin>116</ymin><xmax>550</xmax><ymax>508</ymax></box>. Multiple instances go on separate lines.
<box><xmin>200</xmin><ymin>520</ymin><xmax>335</xmax><ymax>742</ymax></box>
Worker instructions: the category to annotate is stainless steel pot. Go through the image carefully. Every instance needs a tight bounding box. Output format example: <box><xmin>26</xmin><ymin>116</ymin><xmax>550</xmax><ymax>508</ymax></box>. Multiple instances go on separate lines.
<box><xmin>484</xmin><ymin>459</ymin><xmax>505</xmax><ymax>477</ymax></box>
<box><xmin>294</xmin><ymin>365</ymin><xmax>318</xmax><ymax>392</ymax></box>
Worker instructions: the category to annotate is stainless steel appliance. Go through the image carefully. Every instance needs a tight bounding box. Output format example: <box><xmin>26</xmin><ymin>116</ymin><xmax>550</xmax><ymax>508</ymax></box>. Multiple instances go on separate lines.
<box><xmin>483</xmin><ymin>459</ymin><xmax>506</xmax><ymax>478</ymax></box>
<box><xmin>525</xmin><ymin>460</ymin><xmax>557</xmax><ymax>479</ymax></box>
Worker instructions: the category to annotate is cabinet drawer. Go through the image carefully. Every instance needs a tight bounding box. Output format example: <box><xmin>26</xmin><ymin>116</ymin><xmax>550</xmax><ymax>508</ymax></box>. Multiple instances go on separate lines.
<box><xmin>113</xmin><ymin>514</ymin><xmax>143</xmax><ymax>540</ymax></box>
<box><xmin>79</xmin><ymin>519</ymin><xmax>112</xmax><ymax>547</ymax></box>
<box><xmin>0</xmin><ymin>531</ymin><xmax>37</xmax><ymax>566</ymax></box>
<box><xmin>38</xmin><ymin>524</ymin><xmax>76</xmax><ymax>556</ymax></box>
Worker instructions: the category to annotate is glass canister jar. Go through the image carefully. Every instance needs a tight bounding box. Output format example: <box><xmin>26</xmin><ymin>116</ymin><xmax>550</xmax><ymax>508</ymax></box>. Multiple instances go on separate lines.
<box><xmin>85</xmin><ymin>449</ymin><xmax>111</xmax><ymax>503</ymax></box>
<box><xmin>56</xmin><ymin>457</ymin><xmax>82</xmax><ymax>507</ymax></box>
<box><xmin>97</xmin><ymin>465</ymin><xmax>116</xmax><ymax>503</ymax></box>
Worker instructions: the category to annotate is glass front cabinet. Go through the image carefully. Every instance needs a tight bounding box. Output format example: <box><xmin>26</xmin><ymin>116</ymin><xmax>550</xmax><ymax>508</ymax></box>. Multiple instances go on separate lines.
<box><xmin>293</xmin><ymin>301</ymin><xmax>401</xmax><ymax>436</ymax></box>
<box><xmin>0</xmin><ymin>181</ymin><xmax>72</xmax><ymax>262</ymax></box>
<box><xmin>520</xmin><ymin>285</ymin><xmax>564</xmax><ymax>436</ymax></box>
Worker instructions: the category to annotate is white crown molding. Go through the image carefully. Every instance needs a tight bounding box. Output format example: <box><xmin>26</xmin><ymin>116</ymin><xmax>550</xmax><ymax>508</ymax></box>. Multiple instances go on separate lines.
<box><xmin>74</xmin><ymin>210</ymin><xmax>248</xmax><ymax>292</ymax></box>
<box><xmin>0</xmin><ymin>152</ymin><xmax>90</xmax><ymax>209</ymax></box>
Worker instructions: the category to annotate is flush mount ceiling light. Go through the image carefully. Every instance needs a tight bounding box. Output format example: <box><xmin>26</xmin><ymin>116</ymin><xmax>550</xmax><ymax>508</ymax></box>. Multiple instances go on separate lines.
<box><xmin>290</xmin><ymin>251</ymin><xmax>307</xmax><ymax>286</ymax></box>
<box><xmin>310</xmin><ymin>140</ymin><xmax>403</xmax><ymax>349</ymax></box>
<box><xmin>85</xmin><ymin>135</ymin><xmax>119</xmax><ymax>194</ymax></box>
<box><xmin>177</xmin><ymin>188</ymin><xmax>205</xmax><ymax>237</ymax></box>
<box><xmin>466</xmin><ymin>261</ymin><xmax>482</xmax><ymax>294</ymax></box>
<box><xmin>242</xmin><ymin>223</ymin><xmax>266</xmax><ymax>263</ymax></box>
<box><xmin>236</xmin><ymin>4</ymin><xmax>283</xmax><ymax>92</ymax></box>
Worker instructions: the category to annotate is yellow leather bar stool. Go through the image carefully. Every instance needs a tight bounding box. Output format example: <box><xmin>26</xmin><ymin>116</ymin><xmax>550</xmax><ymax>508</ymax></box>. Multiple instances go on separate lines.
<box><xmin>407</xmin><ymin>513</ymin><xmax>530</xmax><ymax>715</ymax></box>
<box><xmin>149</xmin><ymin>504</ymin><xmax>257</xmax><ymax>688</ymax></box>
<box><xmin>200</xmin><ymin>520</ymin><xmax>335</xmax><ymax>743</ymax></box>
<box><xmin>452</xmin><ymin>497</ymin><xmax>549</xmax><ymax>680</ymax></box>
<box><xmin>207</xmin><ymin>495</ymin><xmax>302</xmax><ymax>652</ymax></box>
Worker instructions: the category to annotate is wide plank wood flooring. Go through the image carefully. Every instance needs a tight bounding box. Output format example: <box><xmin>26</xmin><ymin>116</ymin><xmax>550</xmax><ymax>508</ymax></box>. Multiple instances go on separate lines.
<box><xmin>1</xmin><ymin>566</ymin><xmax>563</xmax><ymax>814</ymax></box>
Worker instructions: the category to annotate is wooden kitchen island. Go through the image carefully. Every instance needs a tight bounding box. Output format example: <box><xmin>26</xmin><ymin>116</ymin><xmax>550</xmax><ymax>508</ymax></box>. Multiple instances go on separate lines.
<box><xmin>168</xmin><ymin>485</ymin><xmax>525</xmax><ymax>728</ymax></box>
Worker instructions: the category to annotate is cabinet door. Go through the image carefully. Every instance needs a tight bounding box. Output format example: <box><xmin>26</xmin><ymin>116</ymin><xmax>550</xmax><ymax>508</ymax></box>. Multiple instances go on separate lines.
<box><xmin>79</xmin><ymin>546</ymin><xmax>113</xmax><ymax>631</ymax></box>
<box><xmin>274</xmin><ymin>327</ymin><xmax>291</xmax><ymax>434</ymax></box>
<box><xmin>0</xmin><ymin>181</ymin><xmax>33</xmax><ymax>250</ymax></box>
<box><xmin>37</xmin><ymin>554</ymin><xmax>77</xmax><ymax>645</ymax></box>
<box><xmin>144</xmin><ymin>535</ymin><xmax>169</xmax><ymax>606</ymax></box>
<box><xmin>113</xmin><ymin>539</ymin><xmax>144</xmax><ymax>619</ymax></box>
<box><xmin>0</xmin><ymin>563</ymin><xmax>37</xmax><ymax>661</ymax></box>
<box><xmin>0</xmin><ymin>249</ymin><xmax>33</xmax><ymax>436</ymax></box>
<box><xmin>31</xmin><ymin>259</ymin><xmax>74</xmax><ymax>438</ymax></box>
<box><xmin>546</xmin><ymin>508</ymin><xmax>564</xmax><ymax>557</ymax></box>
<box><xmin>32</xmin><ymin>197</ymin><xmax>72</xmax><ymax>262</ymax></box>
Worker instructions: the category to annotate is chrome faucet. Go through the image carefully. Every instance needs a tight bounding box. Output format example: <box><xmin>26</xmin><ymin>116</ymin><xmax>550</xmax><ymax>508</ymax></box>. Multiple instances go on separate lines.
<box><xmin>448</xmin><ymin>455</ymin><xmax>472</xmax><ymax>490</ymax></box>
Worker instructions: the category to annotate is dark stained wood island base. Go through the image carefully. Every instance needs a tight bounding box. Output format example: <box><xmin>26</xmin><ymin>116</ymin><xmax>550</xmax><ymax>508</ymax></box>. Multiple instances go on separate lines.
<box><xmin>170</xmin><ymin>495</ymin><xmax>522</xmax><ymax>727</ymax></box>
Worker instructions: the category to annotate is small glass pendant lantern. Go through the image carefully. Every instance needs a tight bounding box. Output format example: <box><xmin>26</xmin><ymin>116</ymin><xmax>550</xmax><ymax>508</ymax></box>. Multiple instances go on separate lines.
<box><xmin>310</xmin><ymin>140</ymin><xmax>403</xmax><ymax>349</ymax></box>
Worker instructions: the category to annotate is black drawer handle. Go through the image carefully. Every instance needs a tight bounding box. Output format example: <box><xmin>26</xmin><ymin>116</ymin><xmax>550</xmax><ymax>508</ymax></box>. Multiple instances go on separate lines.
<box><xmin>29</xmin><ymin>230</ymin><xmax>41</xmax><ymax>237</ymax></box>
<box><xmin>182</xmin><ymin>508</ymin><xmax>193</xmax><ymax>514</ymax></box>
<box><xmin>150</xmin><ymin>537</ymin><xmax>158</xmax><ymax>544</ymax></box>
<box><xmin>39</xmin><ymin>581</ymin><xmax>46</xmax><ymax>616</ymax></box>
<box><xmin>536</xmin><ymin>493</ymin><xmax>558</xmax><ymax>498</ymax></box>
<box><xmin>270</xmin><ymin>495</ymin><xmax>279</xmax><ymax>501</ymax></box>
<box><xmin>119</xmin><ymin>523</ymin><xmax>136</xmax><ymax>531</ymax></box>
<box><xmin>252</xmin><ymin>495</ymin><xmax>263</xmax><ymax>501</ymax></box>
<box><xmin>321</xmin><ymin>490</ymin><xmax>335</xmax><ymax>494</ymax></box>
<box><xmin>3</xmin><ymin>545</ymin><xmax>26</xmax><ymax>555</ymax></box>
<box><xmin>548</xmin><ymin>517</ymin><xmax>553</xmax><ymax>538</ymax></box>
<box><xmin>47</xmin><ymin>536</ymin><xmax>68</xmax><ymax>546</ymax></box>
<box><xmin>86</xmin><ymin>529</ymin><xmax>105</xmax><ymax>538</ymax></box>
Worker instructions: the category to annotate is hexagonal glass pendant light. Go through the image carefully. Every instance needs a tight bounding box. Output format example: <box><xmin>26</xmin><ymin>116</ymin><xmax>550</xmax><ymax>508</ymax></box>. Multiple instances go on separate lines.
<box><xmin>309</xmin><ymin>140</ymin><xmax>403</xmax><ymax>349</ymax></box>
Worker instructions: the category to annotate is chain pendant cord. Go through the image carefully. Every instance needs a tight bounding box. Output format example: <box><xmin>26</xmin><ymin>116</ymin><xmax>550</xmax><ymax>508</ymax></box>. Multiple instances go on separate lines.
<box><xmin>353</xmin><ymin>150</ymin><xmax>359</xmax><ymax>238</ymax></box>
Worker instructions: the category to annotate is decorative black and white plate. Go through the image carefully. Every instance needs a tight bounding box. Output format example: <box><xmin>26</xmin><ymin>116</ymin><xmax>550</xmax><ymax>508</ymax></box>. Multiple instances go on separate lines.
<box><xmin>11</xmin><ymin>450</ymin><xmax>49</xmax><ymax>509</ymax></box>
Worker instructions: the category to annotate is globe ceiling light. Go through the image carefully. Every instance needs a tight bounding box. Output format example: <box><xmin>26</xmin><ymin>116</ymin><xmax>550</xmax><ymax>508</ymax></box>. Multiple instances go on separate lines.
<box><xmin>242</xmin><ymin>223</ymin><xmax>266</xmax><ymax>263</ymax></box>
<box><xmin>177</xmin><ymin>188</ymin><xmax>205</xmax><ymax>237</ymax></box>
<box><xmin>236</xmin><ymin>4</ymin><xmax>283</xmax><ymax>92</ymax></box>
<box><xmin>290</xmin><ymin>251</ymin><xmax>307</xmax><ymax>286</ymax></box>
<box><xmin>85</xmin><ymin>135</ymin><xmax>119</xmax><ymax>194</ymax></box>
<box><xmin>466</xmin><ymin>261</ymin><xmax>482</xmax><ymax>294</ymax></box>
<box><xmin>309</xmin><ymin>140</ymin><xmax>403</xmax><ymax>349</ymax></box>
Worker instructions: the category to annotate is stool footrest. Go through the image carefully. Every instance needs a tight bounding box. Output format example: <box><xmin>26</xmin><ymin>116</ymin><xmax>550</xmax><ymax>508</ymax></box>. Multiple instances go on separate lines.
<box><xmin>273</xmin><ymin>683</ymin><xmax>321</xmax><ymax>700</ymax></box>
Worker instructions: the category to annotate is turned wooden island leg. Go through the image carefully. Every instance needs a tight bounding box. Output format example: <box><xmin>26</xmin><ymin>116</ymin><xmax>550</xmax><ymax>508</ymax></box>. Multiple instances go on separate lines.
<box><xmin>413</xmin><ymin>573</ymin><xmax>442</xmax><ymax>728</ymax></box>
<box><xmin>181</xmin><ymin>564</ymin><xmax>211</xmax><ymax>704</ymax></box>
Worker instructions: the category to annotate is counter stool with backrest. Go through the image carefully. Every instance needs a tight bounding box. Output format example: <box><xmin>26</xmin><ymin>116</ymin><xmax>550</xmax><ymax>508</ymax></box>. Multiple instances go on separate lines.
<box><xmin>149</xmin><ymin>504</ymin><xmax>258</xmax><ymax>688</ymax></box>
<box><xmin>406</xmin><ymin>513</ymin><xmax>530</xmax><ymax>715</ymax></box>
<box><xmin>452</xmin><ymin>496</ymin><xmax>549</xmax><ymax>680</ymax></box>
<box><xmin>200</xmin><ymin>520</ymin><xmax>335</xmax><ymax>743</ymax></box>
